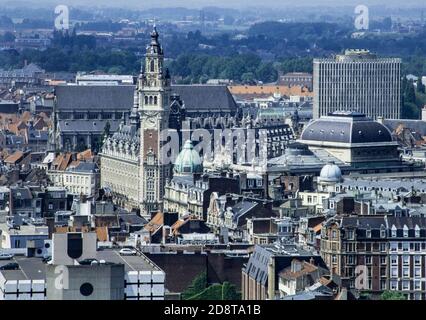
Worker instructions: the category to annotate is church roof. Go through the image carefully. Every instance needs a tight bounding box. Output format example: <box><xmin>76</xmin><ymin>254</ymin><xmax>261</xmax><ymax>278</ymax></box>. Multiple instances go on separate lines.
<box><xmin>54</xmin><ymin>84</ymin><xmax>237</xmax><ymax>114</ymax></box>
<box><xmin>58</xmin><ymin>119</ymin><xmax>120</xmax><ymax>133</ymax></box>
<box><xmin>54</xmin><ymin>85</ymin><xmax>135</xmax><ymax>111</ymax></box>
<box><xmin>171</xmin><ymin>85</ymin><xmax>238</xmax><ymax>114</ymax></box>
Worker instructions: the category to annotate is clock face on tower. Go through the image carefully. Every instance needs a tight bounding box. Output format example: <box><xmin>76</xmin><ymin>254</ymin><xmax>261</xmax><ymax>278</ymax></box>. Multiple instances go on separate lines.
<box><xmin>142</xmin><ymin>111</ymin><xmax>159</xmax><ymax>129</ymax></box>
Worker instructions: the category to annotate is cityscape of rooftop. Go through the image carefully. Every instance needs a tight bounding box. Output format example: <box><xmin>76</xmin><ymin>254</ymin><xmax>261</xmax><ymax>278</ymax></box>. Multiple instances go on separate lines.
<box><xmin>0</xmin><ymin>0</ymin><xmax>426</xmax><ymax>314</ymax></box>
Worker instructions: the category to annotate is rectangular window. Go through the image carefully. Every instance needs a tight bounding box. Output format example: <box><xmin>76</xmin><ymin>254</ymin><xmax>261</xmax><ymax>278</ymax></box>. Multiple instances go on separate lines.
<box><xmin>403</xmin><ymin>255</ymin><xmax>410</xmax><ymax>265</ymax></box>
<box><xmin>415</xmin><ymin>267</ymin><xmax>421</xmax><ymax>278</ymax></box>
<box><xmin>415</xmin><ymin>255</ymin><xmax>421</xmax><ymax>265</ymax></box>
<box><xmin>403</xmin><ymin>267</ymin><xmax>410</xmax><ymax>277</ymax></box>
<box><xmin>402</xmin><ymin>281</ymin><xmax>410</xmax><ymax>291</ymax></box>
<box><xmin>414</xmin><ymin>280</ymin><xmax>421</xmax><ymax>290</ymax></box>
<box><xmin>390</xmin><ymin>280</ymin><xmax>398</xmax><ymax>290</ymax></box>
<box><xmin>366</xmin><ymin>256</ymin><xmax>372</xmax><ymax>265</ymax></box>
<box><xmin>391</xmin><ymin>267</ymin><xmax>398</xmax><ymax>277</ymax></box>
<box><xmin>391</xmin><ymin>255</ymin><xmax>398</xmax><ymax>265</ymax></box>
<box><xmin>414</xmin><ymin>243</ymin><xmax>421</xmax><ymax>252</ymax></box>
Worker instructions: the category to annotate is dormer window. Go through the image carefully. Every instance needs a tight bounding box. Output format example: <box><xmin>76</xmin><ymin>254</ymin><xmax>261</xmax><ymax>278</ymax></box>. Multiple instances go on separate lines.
<box><xmin>366</xmin><ymin>228</ymin><xmax>372</xmax><ymax>238</ymax></box>
<box><xmin>415</xmin><ymin>225</ymin><xmax>420</xmax><ymax>238</ymax></box>
<box><xmin>380</xmin><ymin>225</ymin><xmax>386</xmax><ymax>238</ymax></box>
<box><xmin>391</xmin><ymin>225</ymin><xmax>397</xmax><ymax>238</ymax></box>
<box><xmin>403</xmin><ymin>225</ymin><xmax>409</xmax><ymax>238</ymax></box>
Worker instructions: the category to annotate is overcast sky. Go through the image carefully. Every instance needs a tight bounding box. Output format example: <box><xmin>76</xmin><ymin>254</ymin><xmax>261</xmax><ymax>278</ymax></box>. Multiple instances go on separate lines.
<box><xmin>2</xmin><ymin>0</ymin><xmax>426</xmax><ymax>10</ymax></box>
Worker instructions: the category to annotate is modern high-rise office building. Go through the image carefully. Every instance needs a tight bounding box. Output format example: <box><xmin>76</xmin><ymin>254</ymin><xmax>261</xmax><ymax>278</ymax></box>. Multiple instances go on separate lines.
<box><xmin>313</xmin><ymin>49</ymin><xmax>401</xmax><ymax>119</ymax></box>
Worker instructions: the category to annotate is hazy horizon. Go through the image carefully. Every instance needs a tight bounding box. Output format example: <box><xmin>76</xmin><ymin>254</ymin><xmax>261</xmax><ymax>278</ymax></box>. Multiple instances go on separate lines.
<box><xmin>1</xmin><ymin>0</ymin><xmax>426</xmax><ymax>10</ymax></box>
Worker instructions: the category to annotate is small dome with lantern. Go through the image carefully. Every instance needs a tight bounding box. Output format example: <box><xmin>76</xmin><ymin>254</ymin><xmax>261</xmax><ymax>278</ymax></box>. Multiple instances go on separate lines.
<box><xmin>174</xmin><ymin>140</ymin><xmax>203</xmax><ymax>175</ymax></box>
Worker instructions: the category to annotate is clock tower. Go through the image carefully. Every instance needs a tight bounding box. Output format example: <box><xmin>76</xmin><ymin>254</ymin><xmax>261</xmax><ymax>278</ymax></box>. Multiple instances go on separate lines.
<box><xmin>138</xmin><ymin>26</ymin><xmax>172</xmax><ymax>217</ymax></box>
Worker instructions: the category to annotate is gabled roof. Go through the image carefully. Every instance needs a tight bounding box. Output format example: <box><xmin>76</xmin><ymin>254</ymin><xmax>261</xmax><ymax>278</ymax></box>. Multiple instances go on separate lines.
<box><xmin>170</xmin><ymin>215</ymin><xmax>200</xmax><ymax>236</ymax></box>
<box><xmin>4</xmin><ymin>150</ymin><xmax>24</xmax><ymax>164</ymax></box>
<box><xmin>279</xmin><ymin>260</ymin><xmax>319</xmax><ymax>280</ymax></box>
<box><xmin>144</xmin><ymin>212</ymin><xmax>163</xmax><ymax>235</ymax></box>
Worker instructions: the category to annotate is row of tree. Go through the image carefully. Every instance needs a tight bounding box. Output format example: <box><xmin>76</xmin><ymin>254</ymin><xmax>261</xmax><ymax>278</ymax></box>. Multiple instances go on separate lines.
<box><xmin>401</xmin><ymin>77</ymin><xmax>426</xmax><ymax>119</ymax></box>
<box><xmin>168</xmin><ymin>53</ymin><xmax>278</xmax><ymax>84</ymax></box>
<box><xmin>181</xmin><ymin>272</ymin><xmax>240</xmax><ymax>300</ymax></box>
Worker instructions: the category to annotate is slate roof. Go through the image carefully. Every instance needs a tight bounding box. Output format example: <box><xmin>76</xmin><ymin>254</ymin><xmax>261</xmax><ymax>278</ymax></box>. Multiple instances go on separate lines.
<box><xmin>119</xmin><ymin>213</ymin><xmax>147</xmax><ymax>226</ymax></box>
<box><xmin>300</xmin><ymin>112</ymin><xmax>393</xmax><ymax>144</ymax></box>
<box><xmin>229</xmin><ymin>201</ymin><xmax>259</xmax><ymax>223</ymax></box>
<box><xmin>339</xmin><ymin>178</ymin><xmax>426</xmax><ymax>193</ymax></box>
<box><xmin>244</xmin><ymin>245</ymin><xmax>325</xmax><ymax>287</ymax></box>
<box><xmin>341</xmin><ymin>216</ymin><xmax>386</xmax><ymax>229</ymax></box>
<box><xmin>171</xmin><ymin>85</ymin><xmax>238</xmax><ymax>114</ymax></box>
<box><xmin>54</xmin><ymin>84</ymin><xmax>238</xmax><ymax>114</ymax></box>
<box><xmin>54</xmin><ymin>85</ymin><xmax>135</xmax><ymax>111</ymax></box>
<box><xmin>11</xmin><ymin>186</ymin><xmax>32</xmax><ymax>199</ymax></box>
<box><xmin>387</xmin><ymin>216</ymin><xmax>426</xmax><ymax>229</ymax></box>
<box><xmin>58</xmin><ymin>119</ymin><xmax>120</xmax><ymax>133</ymax></box>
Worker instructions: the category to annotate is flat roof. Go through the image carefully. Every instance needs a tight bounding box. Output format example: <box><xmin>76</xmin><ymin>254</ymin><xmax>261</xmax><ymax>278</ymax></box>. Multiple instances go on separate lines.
<box><xmin>0</xmin><ymin>223</ymin><xmax>49</xmax><ymax>236</ymax></box>
<box><xmin>0</xmin><ymin>256</ymin><xmax>46</xmax><ymax>281</ymax></box>
<box><xmin>95</xmin><ymin>249</ymin><xmax>160</xmax><ymax>272</ymax></box>
<box><xmin>0</xmin><ymin>249</ymin><xmax>160</xmax><ymax>281</ymax></box>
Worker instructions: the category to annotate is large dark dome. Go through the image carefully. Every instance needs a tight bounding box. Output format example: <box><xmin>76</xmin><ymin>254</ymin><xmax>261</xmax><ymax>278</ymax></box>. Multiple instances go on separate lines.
<box><xmin>299</xmin><ymin>111</ymin><xmax>393</xmax><ymax>144</ymax></box>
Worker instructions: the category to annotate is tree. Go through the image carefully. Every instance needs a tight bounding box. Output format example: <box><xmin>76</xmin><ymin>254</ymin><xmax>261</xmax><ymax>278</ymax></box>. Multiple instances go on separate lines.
<box><xmin>181</xmin><ymin>271</ymin><xmax>207</xmax><ymax>300</ymax></box>
<box><xmin>405</xmin><ymin>81</ymin><xmax>416</xmax><ymax>104</ymax></box>
<box><xmin>241</xmin><ymin>72</ymin><xmax>256</xmax><ymax>84</ymax></box>
<box><xmin>181</xmin><ymin>272</ymin><xmax>241</xmax><ymax>300</ymax></box>
<box><xmin>256</xmin><ymin>62</ymin><xmax>278</xmax><ymax>83</ymax></box>
<box><xmin>401</xmin><ymin>102</ymin><xmax>419</xmax><ymax>119</ymax></box>
<box><xmin>380</xmin><ymin>291</ymin><xmax>407</xmax><ymax>300</ymax></box>
<box><xmin>417</xmin><ymin>78</ymin><xmax>425</xmax><ymax>94</ymax></box>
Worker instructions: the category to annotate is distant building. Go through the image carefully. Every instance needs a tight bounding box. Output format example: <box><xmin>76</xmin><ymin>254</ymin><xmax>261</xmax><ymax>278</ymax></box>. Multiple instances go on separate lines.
<box><xmin>242</xmin><ymin>244</ymin><xmax>326</xmax><ymax>300</ymax></box>
<box><xmin>45</xmin><ymin>151</ymin><xmax>100</xmax><ymax>198</ymax></box>
<box><xmin>75</xmin><ymin>73</ymin><xmax>134</xmax><ymax>85</ymax></box>
<box><xmin>279</xmin><ymin>72</ymin><xmax>313</xmax><ymax>90</ymax></box>
<box><xmin>0</xmin><ymin>63</ymin><xmax>45</xmax><ymax>88</ymax></box>
<box><xmin>298</xmin><ymin>112</ymin><xmax>400</xmax><ymax>166</ymax></box>
<box><xmin>51</xmin><ymin>85</ymin><xmax>133</xmax><ymax>152</ymax></box>
<box><xmin>321</xmin><ymin>215</ymin><xmax>426</xmax><ymax>300</ymax></box>
<box><xmin>313</xmin><ymin>49</ymin><xmax>401</xmax><ymax>119</ymax></box>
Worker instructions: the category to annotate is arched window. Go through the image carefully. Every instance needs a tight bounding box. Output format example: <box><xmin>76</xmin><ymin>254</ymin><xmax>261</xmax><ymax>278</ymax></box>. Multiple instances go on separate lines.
<box><xmin>144</xmin><ymin>96</ymin><xmax>148</xmax><ymax>105</ymax></box>
<box><xmin>154</xmin><ymin>96</ymin><xmax>158</xmax><ymax>105</ymax></box>
<box><xmin>150</xmin><ymin>60</ymin><xmax>155</xmax><ymax>72</ymax></box>
<box><xmin>149</xmin><ymin>96</ymin><xmax>153</xmax><ymax>104</ymax></box>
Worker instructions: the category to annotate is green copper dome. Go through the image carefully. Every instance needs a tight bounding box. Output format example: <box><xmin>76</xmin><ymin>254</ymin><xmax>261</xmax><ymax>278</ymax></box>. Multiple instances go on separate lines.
<box><xmin>174</xmin><ymin>140</ymin><xmax>203</xmax><ymax>175</ymax></box>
